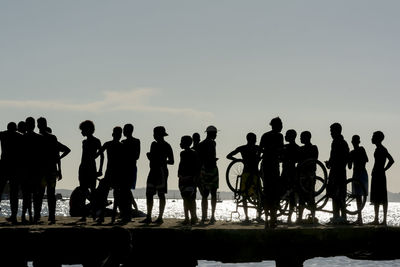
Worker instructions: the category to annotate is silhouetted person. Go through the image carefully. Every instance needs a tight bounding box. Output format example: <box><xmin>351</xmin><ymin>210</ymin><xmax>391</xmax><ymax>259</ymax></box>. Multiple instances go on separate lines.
<box><xmin>297</xmin><ymin>131</ymin><xmax>318</xmax><ymax>223</ymax></box>
<box><xmin>0</xmin><ymin>122</ymin><xmax>22</xmax><ymax>224</ymax></box>
<box><xmin>348</xmin><ymin>135</ymin><xmax>368</xmax><ymax>225</ymax></box>
<box><xmin>18</xmin><ymin>120</ymin><xmax>33</xmax><ymax>223</ymax></box>
<box><xmin>78</xmin><ymin>120</ymin><xmax>104</xmax><ymax>222</ymax></box>
<box><xmin>227</xmin><ymin>132</ymin><xmax>261</xmax><ymax>222</ymax></box>
<box><xmin>281</xmin><ymin>129</ymin><xmax>299</xmax><ymax>225</ymax></box>
<box><xmin>326</xmin><ymin>123</ymin><xmax>349</xmax><ymax>224</ymax></box>
<box><xmin>34</xmin><ymin>117</ymin><xmax>64</xmax><ymax>224</ymax></box>
<box><xmin>178</xmin><ymin>135</ymin><xmax>200</xmax><ymax>225</ymax></box>
<box><xmin>24</xmin><ymin>117</ymin><xmax>45</xmax><ymax>224</ymax></box>
<box><xmin>192</xmin><ymin>132</ymin><xmax>201</xmax><ymax>152</ymax></box>
<box><xmin>260</xmin><ymin>117</ymin><xmax>283</xmax><ymax>228</ymax></box>
<box><xmin>96</xmin><ymin>127</ymin><xmax>124</xmax><ymax>224</ymax></box>
<box><xmin>370</xmin><ymin>131</ymin><xmax>394</xmax><ymax>226</ymax></box>
<box><xmin>140</xmin><ymin>126</ymin><xmax>174</xmax><ymax>224</ymax></box>
<box><xmin>198</xmin><ymin>125</ymin><xmax>219</xmax><ymax>224</ymax></box>
<box><xmin>121</xmin><ymin>123</ymin><xmax>141</xmax><ymax>217</ymax></box>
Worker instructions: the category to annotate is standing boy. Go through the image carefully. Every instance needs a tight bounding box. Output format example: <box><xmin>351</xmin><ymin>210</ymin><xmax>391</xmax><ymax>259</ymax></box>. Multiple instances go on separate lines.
<box><xmin>227</xmin><ymin>132</ymin><xmax>261</xmax><ymax>222</ymax></box>
<box><xmin>198</xmin><ymin>126</ymin><xmax>219</xmax><ymax>224</ymax></box>
<box><xmin>297</xmin><ymin>131</ymin><xmax>319</xmax><ymax>223</ymax></box>
<box><xmin>178</xmin><ymin>135</ymin><xmax>200</xmax><ymax>225</ymax></box>
<box><xmin>281</xmin><ymin>129</ymin><xmax>299</xmax><ymax>225</ymax></box>
<box><xmin>326</xmin><ymin>123</ymin><xmax>349</xmax><ymax>224</ymax></box>
<box><xmin>260</xmin><ymin>117</ymin><xmax>284</xmax><ymax>228</ymax></box>
<box><xmin>141</xmin><ymin>126</ymin><xmax>174</xmax><ymax>224</ymax></box>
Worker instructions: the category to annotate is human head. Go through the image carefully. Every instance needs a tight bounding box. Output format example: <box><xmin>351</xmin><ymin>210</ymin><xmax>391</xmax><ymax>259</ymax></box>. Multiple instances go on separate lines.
<box><xmin>153</xmin><ymin>126</ymin><xmax>168</xmax><ymax>141</ymax></box>
<box><xmin>330</xmin><ymin>122</ymin><xmax>342</xmax><ymax>138</ymax></box>
<box><xmin>192</xmin><ymin>132</ymin><xmax>200</xmax><ymax>145</ymax></box>
<box><xmin>300</xmin><ymin>131</ymin><xmax>312</xmax><ymax>145</ymax></box>
<box><xmin>270</xmin><ymin>117</ymin><xmax>283</xmax><ymax>132</ymax></box>
<box><xmin>112</xmin><ymin>126</ymin><xmax>122</xmax><ymax>141</ymax></box>
<box><xmin>79</xmin><ymin>120</ymin><xmax>95</xmax><ymax>137</ymax></box>
<box><xmin>246</xmin><ymin>132</ymin><xmax>257</xmax><ymax>145</ymax></box>
<box><xmin>17</xmin><ymin>121</ymin><xmax>26</xmax><ymax>134</ymax></box>
<box><xmin>7</xmin><ymin>122</ymin><xmax>17</xmax><ymax>132</ymax></box>
<box><xmin>205</xmin><ymin>125</ymin><xmax>217</xmax><ymax>140</ymax></box>
<box><xmin>180</xmin><ymin>135</ymin><xmax>193</xmax><ymax>150</ymax></box>
<box><xmin>25</xmin><ymin>117</ymin><xmax>35</xmax><ymax>132</ymax></box>
<box><xmin>285</xmin><ymin>129</ymin><xmax>297</xmax><ymax>143</ymax></box>
<box><xmin>351</xmin><ymin>135</ymin><xmax>360</xmax><ymax>147</ymax></box>
<box><xmin>123</xmin><ymin>123</ymin><xmax>134</xmax><ymax>137</ymax></box>
<box><xmin>37</xmin><ymin>117</ymin><xmax>48</xmax><ymax>132</ymax></box>
<box><xmin>372</xmin><ymin>131</ymin><xmax>384</xmax><ymax>145</ymax></box>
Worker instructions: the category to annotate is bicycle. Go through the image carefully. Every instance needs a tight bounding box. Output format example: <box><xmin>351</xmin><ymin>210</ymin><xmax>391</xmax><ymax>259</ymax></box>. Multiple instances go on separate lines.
<box><xmin>293</xmin><ymin>159</ymin><xmax>367</xmax><ymax>217</ymax></box>
<box><xmin>225</xmin><ymin>159</ymin><xmax>264</xmax><ymax>221</ymax></box>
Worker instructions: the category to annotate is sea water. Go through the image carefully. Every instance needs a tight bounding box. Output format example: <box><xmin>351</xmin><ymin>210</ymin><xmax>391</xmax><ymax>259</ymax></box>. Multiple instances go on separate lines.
<box><xmin>1</xmin><ymin>199</ymin><xmax>400</xmax><ymax>267</ymax></box>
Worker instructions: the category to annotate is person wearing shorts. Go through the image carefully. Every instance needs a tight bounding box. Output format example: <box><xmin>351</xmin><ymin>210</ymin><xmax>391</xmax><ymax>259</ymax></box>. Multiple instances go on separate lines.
<box><xmin>140</xmin><ymin>126</ymin><xmax>174</xmax><ymax>224</ymax></box>
<box><xmin>227</xmin><ymin>132</ymin><xmax>261</xmax><ymax>222</ymax></box>
<box><xmin>198</xmin><ymin>125</ymin><xmax>219</xmax><ymax>224</ymax></box>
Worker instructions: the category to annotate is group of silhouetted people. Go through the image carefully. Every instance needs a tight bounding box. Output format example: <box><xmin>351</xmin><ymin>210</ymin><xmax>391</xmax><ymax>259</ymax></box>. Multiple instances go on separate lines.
<box><xmin>73</xmin><ymin>121</ymin><xmax>219</xmax><ymax>225</ymax></box>
<box><xmin>227</xmin><ymin>117</ymin><xmax>395</xmax><ymax>227</ymax></box>
<box><xmin>0</xmin><ymin>117</ymin><xmax>395</xmax><ymax>227</ymax></box>
<box><xmin>0</xmin><ymin>117</ymin><xmax>70</xmax><ymax>224</ymax></box>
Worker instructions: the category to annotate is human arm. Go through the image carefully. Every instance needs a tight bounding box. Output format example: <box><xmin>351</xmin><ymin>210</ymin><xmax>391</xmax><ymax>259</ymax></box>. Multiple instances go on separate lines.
<box><xmin>97</xmin><ymin>142</ymin><xmax>105</xmax><ymax>176</ymax></box>
<box><xmin>135</xmin><ymin>139</ymin><xmax>141</xmax><ymax>161</ymax></box>
<box><xmin>58</xmin><ymin>141</ymin><xmax>71</xmax><ymax>160</ymax></box>
<box><xmin>226</xmin><ymin>148</ymin><xmax>240</xmax><ymax>161</ymax></box>
<box><xmin>167</xmin><ymin>144</ymin><xmax>174</xmax><ymax>165</ymax></box>
<box><xmin>385</xmin><ymin>151</ymin><xmax>394</xmax><ymax>172</ymax></box>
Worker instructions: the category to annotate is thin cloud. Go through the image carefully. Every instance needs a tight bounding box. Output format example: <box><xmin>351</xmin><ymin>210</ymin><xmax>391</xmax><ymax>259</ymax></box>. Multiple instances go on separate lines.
<box><xmin>0</xmin><ymin>88</ymin><xmax>214</xmax><ymax>118</ymax></box>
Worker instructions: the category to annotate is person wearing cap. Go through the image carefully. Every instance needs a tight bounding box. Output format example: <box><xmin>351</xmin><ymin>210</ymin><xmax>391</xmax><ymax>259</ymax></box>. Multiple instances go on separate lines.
<box><xmin>259</xmin><ymin>117</ymin><xmax>284</xmax><ymax>228</ymax></box>
<box><xmin>140</xmin><ymin>126</ymin><xmax>174</xmax><ymax>224</ymax></box>
<box><xmin>198</xmin><ymin>125</ymin><xmax>219</xmax><ymax>224</ymax></box>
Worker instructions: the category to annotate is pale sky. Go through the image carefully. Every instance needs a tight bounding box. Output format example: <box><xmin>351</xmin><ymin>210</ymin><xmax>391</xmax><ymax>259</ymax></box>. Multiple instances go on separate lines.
<box><xmin>1</xmin><ymin>1</ymin><xmax>399</xmax><ymax>192</ymax></box>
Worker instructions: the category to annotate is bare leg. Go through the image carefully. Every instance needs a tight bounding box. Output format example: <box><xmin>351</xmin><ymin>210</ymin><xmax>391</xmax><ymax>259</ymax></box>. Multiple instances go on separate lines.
<box><xmin>183</xmin><ymin>198</ymin><xmax>189</xmax><ymax>222</ymax></box>
<box><xmin>373</xmin><ymin>203</ymin><xmax>379</xmax><ymax>224</ymax></box>
<box><xmin>200</xmin><ymin>189</ymin><xmax>209</xmax><ymax>222</ymax></box>
<box><xmin>157</xmin><ymin>193</ymin><xmax>166</xmax><ymax>220</ymax></box>
<box><xmin>146</xmin><ymin>195</ymin><xmax>153</xmax><ymax>219</ymax></box>
<box><xmin>356</xmin><ymin>196</ymin><xmax>363</xmax><ymax>224</ymax></box>
<box><xmin>243</xmin><ymin>199</ymin><xmax>249</xmax><ymax>221</ymax></box>
<box><xmin>210</xmin><ymin>189</ymin><xmax>217</xmax><ymax>223</ymax></box>
<box><xmin>382</xmin><ymin>202</ymin><xmax>388</xmax><ymax>226</ymax></box>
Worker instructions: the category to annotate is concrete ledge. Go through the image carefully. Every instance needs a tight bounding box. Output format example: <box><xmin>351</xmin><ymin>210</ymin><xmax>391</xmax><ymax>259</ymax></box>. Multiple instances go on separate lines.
<box><xmin>0</xmin><ymin>217</ymin><xmax>399</xmax><ymax>266</ymax></box>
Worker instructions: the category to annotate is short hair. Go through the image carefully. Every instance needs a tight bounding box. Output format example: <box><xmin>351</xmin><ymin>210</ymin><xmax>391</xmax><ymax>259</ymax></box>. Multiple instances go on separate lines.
<box><xmin>113</xmin><ymin>126</ymin><xmax>123</xmax><ymax>136</ymax></box>
<box><xmin>246</xmin><ymin>132</ymin><xmax>256</xmax><ymax>143</ymax></box>
<box><xmin>123</xmin><ymin>124</ymin><xmax>134</xmax><ymax>135</ymax></box>
<box><xmin>181</xmin><ymin>135</ymin><xmax>193</xmax><ymax>148</ymax></box>
<box><xmin>192</xmin><ymin>132</ymin><xmax>200</xmax><ymax>142</ymax></box>
<box><xmin>285</xmin><ymin>129</ymin><xmax>297</xmax><ymax>139</ymax></box>
<box><xmin>330</xmin><ymin>122</ymin><xmax>342</xmax><ymax>133</ymax></box>
<box><xmin>25</xmin><ymin>117</ymin><xmax>35</xmax><ymax>131</ymax></box>
<box><xmin>37</xmin><ymin>117</ymin><xmax>47</xmax><ymax>129</ymax></box>
<box><xmin>352</xmin><ymin>135</ymin><xmax>360</xmax><ymax>143</ymax></box>
<box><xmin>7</xmin><ymin>122</ymin><xmax>17</xmax><ymax>131</ymax></box>
<box><xmin>79</xmin><ymin>120</ymin><xmax>95</xmax><ymax>135</ymax></box>
<box><xmin>17</xmin><ymin>121</ymin><xmax>26</xmax><ymax>133</ymax></box>
<box><xmin>300</xmin><ymin>131</ymin><xmax>312</xmax><ymax>141</ymax></box>
<box><xmin>270</xmin><ymin>117</ymin><xmax>282</xmax><ymax>128</ymax></box>
<box><xmin>373</xmin><ymin>131</ymin><xmax>385</xmax><ymax>142</ymax></box>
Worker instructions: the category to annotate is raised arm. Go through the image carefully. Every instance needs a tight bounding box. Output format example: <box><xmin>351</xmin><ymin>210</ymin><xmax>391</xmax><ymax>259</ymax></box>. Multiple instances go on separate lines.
<box><xmin>226</xmin><ymin>148</ymin><xmax>239</xmax><ymax>161</ymax></box>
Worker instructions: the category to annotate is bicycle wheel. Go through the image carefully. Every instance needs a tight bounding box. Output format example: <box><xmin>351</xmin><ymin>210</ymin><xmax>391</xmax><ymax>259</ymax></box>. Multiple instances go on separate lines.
<box><xmin>345</xmin><ymin>178</ymin><xmax>367</xmax><ymax>215</ymax></box>
<box><xmin>297</xmin><ymin>159</ymin><xmax>328</xmax><ymax>197</ymax></box>
<box><xmin>226</xmin><ymin>159</ymin><xmax>244</xmax><ymax>194</ymax></box>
